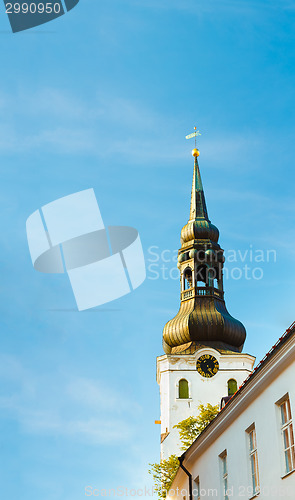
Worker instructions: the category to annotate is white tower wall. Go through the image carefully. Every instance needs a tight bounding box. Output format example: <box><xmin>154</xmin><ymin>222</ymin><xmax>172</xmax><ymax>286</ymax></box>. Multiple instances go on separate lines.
<box><xmin>157</xmin><ymin>347</ymin><xmax>255</xmax><ymax>459</ymax></box>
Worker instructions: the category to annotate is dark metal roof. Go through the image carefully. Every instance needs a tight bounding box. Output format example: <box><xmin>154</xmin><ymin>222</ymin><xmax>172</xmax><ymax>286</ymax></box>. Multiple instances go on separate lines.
<box><xmin>220</xmin><ymin>396</ymin><xmax>231</xmax><ymax>409</ymax></box>
<box><xmin>163</xmin><ymin>156</ymin><xmax>246</xmax><ymax>354</ymax></box>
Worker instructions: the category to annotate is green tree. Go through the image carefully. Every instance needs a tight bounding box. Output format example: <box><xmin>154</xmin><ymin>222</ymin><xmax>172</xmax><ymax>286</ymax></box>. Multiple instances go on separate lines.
<box><xmin>149</xmin><ymin>403</ymin><xmax>219</xmax><ymax>498</ymax></box>
<box><xmin>173</xmin><ymin>403</ymin><xmax>219</xmax><ymax>451</ymax></box>
<box><xmin>148</xmin><ymin>455</ymin><xmax>179</xmax><ymax>500</ymax></box>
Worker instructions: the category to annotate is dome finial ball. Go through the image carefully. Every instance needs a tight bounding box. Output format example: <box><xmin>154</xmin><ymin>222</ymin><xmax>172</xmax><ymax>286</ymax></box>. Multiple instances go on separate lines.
<box><xmin>192</xmin><ymin>148</ymin><xmax>199</xmax><ymax>157</ymax></box>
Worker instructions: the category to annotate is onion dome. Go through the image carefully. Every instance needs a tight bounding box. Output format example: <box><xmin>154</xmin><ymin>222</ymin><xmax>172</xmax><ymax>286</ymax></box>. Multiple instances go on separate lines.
<box><xmin>163</xmin><ymin>298</ymin><xmax>246</xmax><ymax>354</ymax></box>
<box><xmin>181</xmin><ymin>219</ymin><xmax>219</xmax><ymax>244</ymax></box>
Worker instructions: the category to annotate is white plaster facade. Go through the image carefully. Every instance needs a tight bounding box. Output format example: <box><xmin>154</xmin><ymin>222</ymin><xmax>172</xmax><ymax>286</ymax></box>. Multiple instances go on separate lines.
<box><xmin>167</xmin><ymin>327</ymin><xmax>295</xmax><ymax>500</ymax></box>
<box><xmin>157</xmin><ymin>347</ymin><xmax>255</xmax><ymax>459</ymax></box>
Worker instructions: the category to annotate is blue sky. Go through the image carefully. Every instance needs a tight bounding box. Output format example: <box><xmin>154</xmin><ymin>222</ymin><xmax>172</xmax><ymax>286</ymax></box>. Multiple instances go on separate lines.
<box><xmin>1</xmin><ymin>0</ymin><xmax>295</xmax><ymax>498</ymax></box>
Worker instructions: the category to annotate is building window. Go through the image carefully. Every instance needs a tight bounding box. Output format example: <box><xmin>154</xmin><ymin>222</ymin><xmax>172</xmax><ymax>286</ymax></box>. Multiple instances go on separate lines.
<box><xmin>193</xmin><ymin>476</ymin><xmax>200</xmax><ymax>500</ymax></box>
<box><xmin>279</xmin><ymin>397</ymin><xmax>295</xmax><ymax>474</ymax></box>
<box><xmin>219</xmin><ymin>451</ymin><xmax>229</xmax><ymax>500</ymax></box>
<box><xmin>178</xmin><ymin>379</ymin><xmax>189</xmax><ymax>399</ymax></box>
<box><xmin>247</xmin><ymin>425</ymin><xmax>260</xmax><ymax>497</ymax></box>
<box><xmin>227</xmin><ymin>379</ymin><xmax>237</xmax><ymax>397</ymax></box>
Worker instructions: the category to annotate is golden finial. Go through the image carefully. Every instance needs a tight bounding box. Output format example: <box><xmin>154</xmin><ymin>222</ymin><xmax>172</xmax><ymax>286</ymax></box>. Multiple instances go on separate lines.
<box><xmin>185</xmin><ymin>126</ymin><xmax>201</xmax><ymax>156</ymax></box>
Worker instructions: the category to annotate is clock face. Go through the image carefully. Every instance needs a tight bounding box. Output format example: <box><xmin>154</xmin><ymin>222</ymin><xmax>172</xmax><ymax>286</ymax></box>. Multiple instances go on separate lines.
<box><xmin>196</xmin><ymin>354</ymin><xmax>219</xmax><ymax>378</ymax></box>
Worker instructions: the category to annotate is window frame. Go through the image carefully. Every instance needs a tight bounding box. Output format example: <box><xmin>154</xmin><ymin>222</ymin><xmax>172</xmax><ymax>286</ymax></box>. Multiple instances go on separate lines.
<box><xmin>193</xmin><ymin>476</ymin><xmax>200</xmax><ymax>500</ymax></box>
<box><xmin>182</xmin><ymin>266</ymin><xmax>194</xmax><ymax>291</ymax></box>
<box><xmin>219</xmin><ymin>450</ymin><xmax>229</xmax><ymax>500</ymax></box>
<box><xmin>245</xmin><ymin>424</ymin><xmax>260</xmax><ymax>498</ymax></box>
<box><xmin>227</xmin><ymin>378</ymin><xmax>237</xmax><ymax>397</ymax></box>
<box><xmin>177</xmin><ymin>378</ymin><xmax>190</xmax><ymax>400</ymax></box>
<box><xmin>277</xmin><ymin>395</ymin><xmax>295</xmax><ymax>476</ymax></box>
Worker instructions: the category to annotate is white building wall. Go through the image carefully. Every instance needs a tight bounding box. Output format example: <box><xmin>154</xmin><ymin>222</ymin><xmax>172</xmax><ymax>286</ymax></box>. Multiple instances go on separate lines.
<box><xmin>167</xmin><ymin>345</ymin><xmax>295</xmax><ymax>499</ymax></box>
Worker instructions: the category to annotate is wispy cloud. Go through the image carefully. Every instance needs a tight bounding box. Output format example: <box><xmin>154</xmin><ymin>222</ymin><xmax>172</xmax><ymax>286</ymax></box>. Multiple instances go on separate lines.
<box><xmin>0</xmin><ymin>85</ymin><xmax>291</xmax><ymax>168</ymax></box>
<box><xmin>0</xmin><ymin>87</ymin><xmax>180</xmax><ymax>159</ymax></box>
<box><xmin>0</xmin><ymin>354</ymin><xmax>140</xmax><ymax>445</ymax></box>
<box><xmin>66</xmin><ymin>376</ymin><xmax>141</xmax><ymax>414</ymax></box>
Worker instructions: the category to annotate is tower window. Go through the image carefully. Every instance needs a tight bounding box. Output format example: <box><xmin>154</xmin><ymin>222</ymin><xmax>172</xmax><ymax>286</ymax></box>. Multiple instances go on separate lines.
<box><xmin>183</xmin><ymin>268</ymin><xmax>193</xmax><ymax>290</ymax></box>
<box><xmin>196</xmin><ymin>264</ymin><xmax>207</xmax><ymax>286</ymax></box>
<box><xmin>178</xmin><ymin>379</ymin><xmax>189</xmax><ymax>399</ymax></box>
<box><xmin>197</xmin><ymin>250</ymin><xmax>205</xmax><ymax>261</ymax></box>
<box><xmin>227</xmin><ymin>379</ymin><xmax>237</xmax><ymax>397</ymax></box>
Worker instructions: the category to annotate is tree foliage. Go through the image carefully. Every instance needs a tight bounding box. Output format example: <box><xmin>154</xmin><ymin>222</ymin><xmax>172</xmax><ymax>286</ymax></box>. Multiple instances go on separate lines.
<box><xmin>148</xmin><ymin>455</ymin><xmax>179</xmax><ymax>499</ymax></box>
<box><xmin>149</xmin><ymin>403</ymin><xmax>219</xmax><ymax>498</ymax></box>
<box><xmin>173</xmin><ymin>403</ymin><xmax>219</xmax><ymax>451</ymax></box>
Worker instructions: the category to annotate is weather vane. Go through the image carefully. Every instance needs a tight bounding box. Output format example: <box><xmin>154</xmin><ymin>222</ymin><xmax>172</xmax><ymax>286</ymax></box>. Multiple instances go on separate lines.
<box><xmin>185</xmin><ymin>126</ymin><xmax>201</xmax><ymax>148</ymax></box>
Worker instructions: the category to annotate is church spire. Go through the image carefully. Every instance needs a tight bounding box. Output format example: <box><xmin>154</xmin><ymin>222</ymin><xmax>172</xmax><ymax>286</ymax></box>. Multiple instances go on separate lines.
<box><xmin>162</xmin><ymin>143</ymin><xmax>246</xmax><ymax>355</ymax></box>
<box><xmin>189</xmin><ymin>150</ymin><xmax>209</xmax><ymax>221</ymax></box>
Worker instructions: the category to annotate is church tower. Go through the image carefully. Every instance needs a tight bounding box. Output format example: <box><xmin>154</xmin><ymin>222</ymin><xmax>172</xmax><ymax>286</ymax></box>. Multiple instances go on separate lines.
<box><xmin>157</xmin><ymin>143</ymin><xmax>255</xmax><ymax>459</ymax></box>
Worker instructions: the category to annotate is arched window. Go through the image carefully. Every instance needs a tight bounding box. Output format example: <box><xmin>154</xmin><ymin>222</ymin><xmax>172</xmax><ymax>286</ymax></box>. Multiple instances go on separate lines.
<box><xmin>183</xmin><ymin>268</ymin><xmax>193</xmax><ymax>290</ymax></box>
<box><xmin>228</xmin><ymin>379</ymin><xmax>237</xmax><ymax>396</ymax></box>
<box><xmin>178</xmin><ymin>379</ymin><xmax>189</xmax><ymax>399</ymax></box>
<box><xmin>196</xmin><ymin>264</ymin><xmax>208</xmax><ymax>286</ymax></box>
